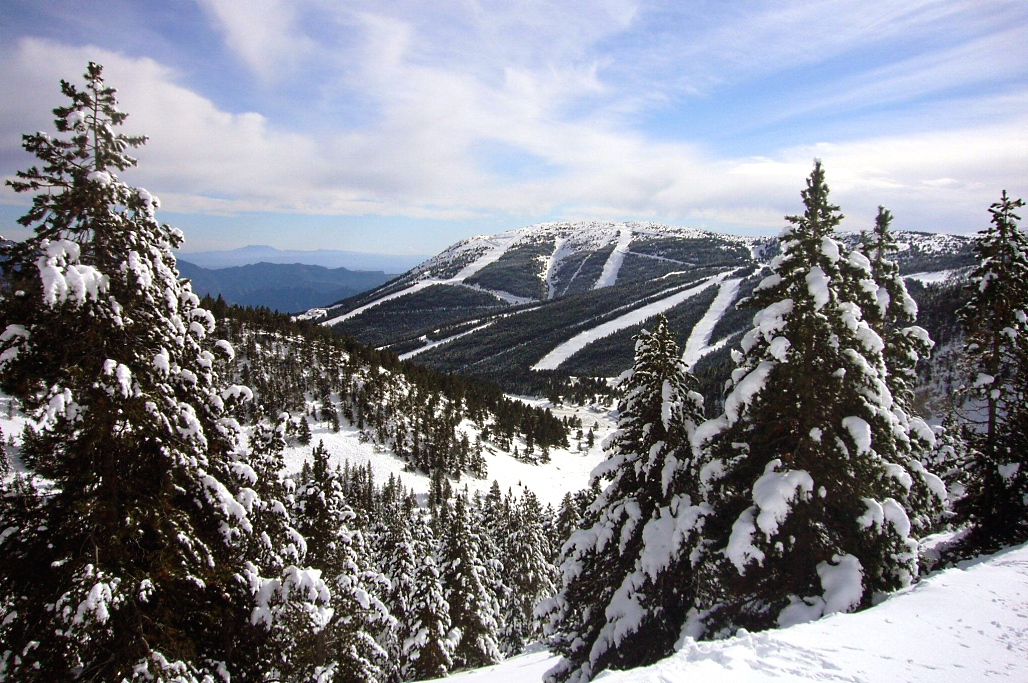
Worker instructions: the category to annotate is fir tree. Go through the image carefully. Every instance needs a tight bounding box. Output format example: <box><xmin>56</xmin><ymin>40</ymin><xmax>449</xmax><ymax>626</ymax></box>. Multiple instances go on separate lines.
<box><xmin>395</xmin><ymin>508</ymin><xmax>456</xmax><ymax>681</ymax></box>
<box><xmin>292</xmin><ymin>441</ymin><xmax>392</xmax><ymax>681</ymax></box>
<box><xmin>541</xmin><ymin>316</ymin><xmax>706</xmax><ymax>683</ymax></box>
<box><xmin>502</xmin><ymin>490</ymin><xmax>556</xmax><ymax>654</ymax></box>
<box><xmin>860</xmin><ymin>206</ymin><xmax>947</xmax><ymax>534</ymax></box>
<box><xmin>0</xmin><ymin>62</ymin><xmax>298</xmax><ymax>680</ymax></box>
<box><xmin>404</xmin><ymin>553</ymin><xmax>456</xmax><ymax>681</ymax></box>
<box><xmin>297</xmin><ymin>415</ymin><xmax>313</xmax><ymax>446</ymax></box>
<box><xmin>951</xmin><ymin>191</ymin><xmax>1028</xmax><ymax>555</ymax></box>
<box><xmin>439</xmin><ymin>493</ymin><xmax>502</xmax><ymax>669</ymax></box>
<box><xmin>693</xmin><ymin>160</ymin><xmax>922</xmax><ymax>637</ymax></box>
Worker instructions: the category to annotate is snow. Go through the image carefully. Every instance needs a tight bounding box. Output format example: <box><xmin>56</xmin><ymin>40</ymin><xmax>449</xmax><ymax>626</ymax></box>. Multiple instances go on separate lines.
<box><xmin>436</xmin><ymin>542</ymin><xmax>1028</xmax><ymax>683</ymax></box>
<box><xmin>750</xmin><ymin>461</ymin><xmax>814</xmax><ymax>539</ymax></box>
<box><xmin>841</xmin><ymin>416</ymin><xmax>872</xmax><ymax>455</ymax></box>
<box><xmin>593</xmin><ymin>226</ymin><xmax>633</xmax><ymax>289</ymax></box>
<box><xmin>533</xmin><ymin>271</ymin><xmax>735</xmax><ymax>371</ymax></box>
<box><xmin>998</xmin><ymin>463</ymin><xmax>1020</xmax><ymax>481</ymax></box>
<box><xmin>904</xmin><ymin>269</ymin><xmax>966</xmax><ymax>284</ymax></box>
<box><xmin>321</xmin><ymin>234</ymin><xmax>519</xmax><ymax>326</ymax></box>
<box><xmin>805</xmin><ymin>266</ymin><xmax>830</xmax><ymax>310</ymax></box>
<box><xmin>87</xmin><ymin>170</ymin><xmax>112</xmax><ymax>186</ymax></box>
<box><xmin>399</xmin><ymin>322</ymin><xmax>495</xmax><ymax>361</ymax></box>
<box><xmin>544</xmin><ymin>238</ymin><xmax>570</xmax><ymax>300</ymax></box>
<box><xmin>681</xmin><ymin>278</ymin><xmax>743</xmax><ymax>370</ymax></box>
<box><xmin>320</xmin><ymin>280</ymin><xmax>436</xmax><ymax>327</ymax></box>
<box><xmin>278</xmin><ymin>397</ymin><xmax>616</xmax><ymax>508</ymax></box>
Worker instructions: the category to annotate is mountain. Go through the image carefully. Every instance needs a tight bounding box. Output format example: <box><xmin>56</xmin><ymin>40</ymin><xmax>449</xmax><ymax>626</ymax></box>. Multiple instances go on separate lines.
<box><xmin>313</xmin><ymin>221</ymin><xmax>974</xmax><ymax>398</ymax></box>
<box><xmin>178</xmin><ymin>259</ymin><xmax>397</xmax><ymax>313</ymax></box>
<box><xmin>177</xmin><ymin>244</ymin><xmax>429</xmax><ymax>272</ymax></box>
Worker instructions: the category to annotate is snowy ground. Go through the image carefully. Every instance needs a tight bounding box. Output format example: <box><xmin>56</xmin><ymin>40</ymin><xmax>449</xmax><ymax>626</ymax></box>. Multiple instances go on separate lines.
<box><xmin>434</xmin><ymin>542</ymin><xmax>1028</xmax><ymax>682</ymax></box>
<box><xmin>279</xmin><ymin>397</ymin><xmax>616</xmax><ymax>507</ymax></box>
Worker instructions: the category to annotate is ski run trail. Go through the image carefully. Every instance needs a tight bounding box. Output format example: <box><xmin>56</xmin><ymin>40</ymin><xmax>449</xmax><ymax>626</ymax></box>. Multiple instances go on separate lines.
<box><xmin>593</xmin><ymin>225</ymin><xmax>633</xmax><ymax>289</ymax></box>
<box><xmin>681</xmin><ymin>276</ymin><xmax>742</xmax><ymax>369</ymax></box>
<box><xmin>533</xmin><ymin>270</ymin><xmax>736</xmax><ymax>371</ymax></box>
<box><xmin>320</xmin><ymin>235</ymin><xmax>516</xmax><ymax>327</ymax></box>
<box><xmin>435</xmin><ymin>541</ymin><xmax>1028</xmax><ymax>683</ymax></box>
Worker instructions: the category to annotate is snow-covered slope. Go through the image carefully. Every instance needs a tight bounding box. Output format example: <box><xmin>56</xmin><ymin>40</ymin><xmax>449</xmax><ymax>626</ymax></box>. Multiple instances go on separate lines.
<box><xmin>279</xmin><ymin>396</ymin><xmax>616</xmax><ymax>507</ymax></box>
<box><xmin>433</xmin><ymin>542</ymin><xmax>1028</xmax><ymax>682</ymax></box>
<box><xmin>313</xmin><ymin>222</ymin><xmax>973</xmax><ymax>394</ymax></box>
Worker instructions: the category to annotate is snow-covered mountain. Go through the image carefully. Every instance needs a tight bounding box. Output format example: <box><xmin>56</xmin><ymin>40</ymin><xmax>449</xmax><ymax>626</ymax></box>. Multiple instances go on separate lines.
<box><xmin>430</xmin><ymin>540</ymin><xmax>1028</xmax><ymax>683</ymax></box>
<box><xmin>312</xmin><ymin>222</ymin><xmax>973</xmax><ymax>397</ymax></box>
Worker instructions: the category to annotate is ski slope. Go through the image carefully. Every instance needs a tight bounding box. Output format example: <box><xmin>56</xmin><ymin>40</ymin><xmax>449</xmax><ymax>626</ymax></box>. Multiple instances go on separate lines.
<box><xmin>435</xmin><ymin>541</ymin><xmax>1028</xmax><ymax>682</ymax></box>
<box><xmin>593</xmin><ymin>225</ymin><xmax>633</xmax><ymax>289</ymax></box>
<box><xmin>681</xmin><ymin>277</ymin><xmax>742</xmax><ymax>369</ymax></box>
<box><xmin>320</xmin><ymin>235</ymin><xmax>518</xmax><ymax>327</ymax></box>
<box><xmin>532</xmin><ymin>271</ymin><xmax>735</xmax><ymax>371</ymax></box>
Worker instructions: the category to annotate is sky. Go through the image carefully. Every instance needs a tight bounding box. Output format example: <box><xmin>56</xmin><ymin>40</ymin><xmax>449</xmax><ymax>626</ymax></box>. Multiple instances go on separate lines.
<box><xmin>1</xmin><ymin>1</ymin><xmax>1026</xmax><ymax>256</ymax></box>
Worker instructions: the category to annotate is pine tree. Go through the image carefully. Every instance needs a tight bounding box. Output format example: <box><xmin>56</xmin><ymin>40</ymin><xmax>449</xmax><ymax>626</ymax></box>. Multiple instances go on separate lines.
<box><xmin>292</xmin><ymin>441</ymin><xmax>392</xmax><ymax>682</ymax></box>
<box><xmin>502</xmin><ymin>490</ymin><xmax>556</xmax><ymax>654</ymax></box>
<box><xmin>860</xmin><ymin>206</ymin><xmax>946</xmax><ymax>534</ymax></box>
<box><xmin>405</xmin><ymin>553</ymin><xmax>457</xmax><ymax>681</ymax></box>
<box><xmin>297</xmin><ymin>415</ymin><xmax>313</xmax><ymax>445</ymax></box>
<box><xmin>692</xmin><ymin>160</ymin><xmax>922</xmax><ymax>637</ymax></box>
<box><xmin>0</xmin><ymin>62</ymin><xmax>290</xmax><ymax>680</ymax></box>
<box><xmin>394</xmin><ymin>507</ymin><xmax>456</xmax><ymax>681</ymax></box>
<box><xmin>239</xmin><ymin>419</ymin><xmax>334</xmax><ymax>682</ymax></box>
<box><xmin>951</xmin><ymin>191</ymin><xmax>1028</xmax><ymax>555</ymax></box>
<box><xmin>439</xmin><ymin>493</ymin><xmax>502</xmax><ymax>669</ymax></box>
<box><xmin>540</xmin><ymin>315</ymin><xmax>706</xmax><ymax>683</ymax></box>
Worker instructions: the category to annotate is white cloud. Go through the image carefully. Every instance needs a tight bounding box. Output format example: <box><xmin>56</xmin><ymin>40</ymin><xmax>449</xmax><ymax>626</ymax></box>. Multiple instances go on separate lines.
<box><xmin>194</xmin><ymin>0</ymin><xmax>315</xmax><ymax>80</ymax></box>
<box><xmin>2</xmin><ymin>0</ymin><xmax>1026</xmax><ymax>253</ymax></box>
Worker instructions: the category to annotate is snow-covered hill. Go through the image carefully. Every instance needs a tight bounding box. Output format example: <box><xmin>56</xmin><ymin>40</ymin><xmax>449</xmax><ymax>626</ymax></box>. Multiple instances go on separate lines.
<box><xmin>433</xmin><ymin>541</ymin><xmax>1028</xmax><ymax>683</ymax></box>
<box><xmin>311</xmin><ymin>222</ymin><xmax>973</xmax><ymax>396</ymax></box>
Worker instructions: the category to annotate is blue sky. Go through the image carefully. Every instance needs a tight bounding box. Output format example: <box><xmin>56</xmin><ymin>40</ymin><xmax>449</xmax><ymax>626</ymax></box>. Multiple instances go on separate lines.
<box><xmin>1</xmin><ymin>1</ymin><xmax>1026</xmax><ymax>256</ymax></box>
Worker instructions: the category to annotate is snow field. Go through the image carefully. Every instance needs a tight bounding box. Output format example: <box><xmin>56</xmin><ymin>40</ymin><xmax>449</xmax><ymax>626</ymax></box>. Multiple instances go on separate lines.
<box><xmin>433</xmin><ymin>542</ymin><xmax>1028</xmax><ymax>683</ymax></box>
<box><xmin>280</xmin><ymin>398</ymin><xmax>617</xmax><ymax>508</ymax></box>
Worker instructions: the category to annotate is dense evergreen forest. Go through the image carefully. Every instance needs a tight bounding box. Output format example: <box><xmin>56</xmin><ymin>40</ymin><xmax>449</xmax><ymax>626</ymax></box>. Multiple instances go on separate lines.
<box><xmin>201</xmin><ymin>297</ymin><xmax>569</xmax><ymax>476</ymax></box>
<box><xmin>0</xmin><ymin>64</ymin><xmax>1025</xmax><ymax>683</ymax></box>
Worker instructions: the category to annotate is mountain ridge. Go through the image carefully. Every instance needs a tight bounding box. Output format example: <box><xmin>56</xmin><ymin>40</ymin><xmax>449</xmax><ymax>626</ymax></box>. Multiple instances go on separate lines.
<box><xmin>311</xmin><ymin>221</ymin><xmax>973</xmax><ymax>397</ymax></box>
<box><xmin>178</xmin><ymin>259</ymin><xmax>397</xmax><ymax>313</ymax></box>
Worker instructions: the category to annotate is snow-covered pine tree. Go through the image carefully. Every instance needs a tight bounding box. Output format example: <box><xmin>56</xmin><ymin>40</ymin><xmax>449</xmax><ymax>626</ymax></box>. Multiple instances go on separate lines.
<box><xmin>540</xmin><ymin>315</ymin><xmax>706</xmax><ymax>683</ymax></box>
<box><xmin>692</xmin><ymin>160</ymin><xmax>922</xmax><ymax>637</ymax></box>
<box><xmin>377</xmin><ymin>496</ymin><xmax>420</xmax><ymax>682</ymax></box>
<box><xmin>502</xmin><ymin>489</ymin><xmax>556</xmax><ymax>654</ymax></box>
<box><xmin>551</xmin><ymin>492</ymin><xmax>582</xmax><ymax>561</ymax></box>
<box><xmin>951</xmin><ymin>191</ymin><xmax>1028</xmax><ymax>555</ymax></box>
<box><xmin>405</xmin><ymin>554</ymin><xmax>456</xmax><ymax>681</ymax></box>
<box><xmin>439</xmin><ymin>492</ymin><xmax>502</xmax><ymax>669</ymax></box>
<box><xmin>292</xmin><ymin>441</ymin><xmax>392</xmax><ymax>682</ymax></box>
<box><xmin>860</xmin><ymin>207</ymin><xmax>946</xmax><ymax>534</ymax></box>
<box><xmin>398</xmin><ymin>506</ymin><xmax>457</xmax><ymax>681</ymax></box>
<box><xmin>235</xmin><ymin>417</ymin><xmax>334</xmax><ymax>683</ymax></box>
<box><xmin>0</xmin><ymin>62</ymin><xmax>290</xmax><ymax>680</ymax></box>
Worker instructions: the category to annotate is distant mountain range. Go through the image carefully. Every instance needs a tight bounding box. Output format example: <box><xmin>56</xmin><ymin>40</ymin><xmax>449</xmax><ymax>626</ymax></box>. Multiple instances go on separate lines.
<box><xmin>178</xmin><ymin>260</ymin><xmax>397</xmax><ymax>313</ymax></box>
<box><xmin>177</xmin><ymin>244</ymin><xmax>429</xmax><ymax>273</ymax></box>
<box><xmin>309</xmin><ymin>221</ymin><xmax>975</xmax><ymax>398</ymax></box>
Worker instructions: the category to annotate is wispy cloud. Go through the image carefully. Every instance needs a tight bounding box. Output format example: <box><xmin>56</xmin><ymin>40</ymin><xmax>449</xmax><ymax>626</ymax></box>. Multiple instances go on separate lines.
<box><xmin>1</xmin><ymin>1</ymin><xmax>1026</xmax><ymax>252</ymax></box>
